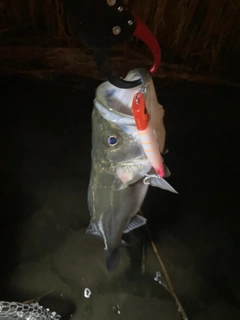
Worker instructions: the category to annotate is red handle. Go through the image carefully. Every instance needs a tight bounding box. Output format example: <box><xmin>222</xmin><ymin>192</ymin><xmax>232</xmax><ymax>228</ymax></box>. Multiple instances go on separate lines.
<box><xmin>133</xmin><ymin>16</ymin><xmax>161</xmax><ymax>73</ymax></box>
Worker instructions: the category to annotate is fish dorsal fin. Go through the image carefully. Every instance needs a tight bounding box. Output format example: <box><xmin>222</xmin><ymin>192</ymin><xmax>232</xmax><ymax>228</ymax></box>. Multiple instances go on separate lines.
<box><xmin>123</xmin><ymin>215</ymin><xmax>147</xmax><ymax>234</ymax></box>
<box><xmin>143</xmin><ymin>174</ymin><xmax>178</xmax><ymax>194</ymax></box>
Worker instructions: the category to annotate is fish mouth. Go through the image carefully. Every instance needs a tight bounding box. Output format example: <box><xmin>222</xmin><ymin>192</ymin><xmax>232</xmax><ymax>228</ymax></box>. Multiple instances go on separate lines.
<box><xmin>117</xmin><ymin>157</ymin><xmax>150</xmax><ymax>167</ymax></box>
<box><xmin>95</xmin><ymin>69</ymin><xmax>151</xmax><ymax>118</ymax></box>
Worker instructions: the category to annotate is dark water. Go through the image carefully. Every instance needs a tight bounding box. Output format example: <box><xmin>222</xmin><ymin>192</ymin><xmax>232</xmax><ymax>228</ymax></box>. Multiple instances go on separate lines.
<box><xmin>0</xmin><ymin>75</ymin><xmax>240</xmax><ymax>320</ymax></box>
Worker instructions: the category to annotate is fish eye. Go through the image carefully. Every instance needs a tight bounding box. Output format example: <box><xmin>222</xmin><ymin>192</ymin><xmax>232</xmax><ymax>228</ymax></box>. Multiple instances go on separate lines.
<box><xmin>107</xmin><ymin>135</ymin><xmax>118</xmax><ymax>147</ymax></box>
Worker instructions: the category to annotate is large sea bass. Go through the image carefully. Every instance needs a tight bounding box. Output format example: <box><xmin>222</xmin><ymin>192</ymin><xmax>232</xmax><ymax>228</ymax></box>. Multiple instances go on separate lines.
<box><xmin>87</xmin><ymin>69</ymin><xmax>177</xmax><ymax>271</ymax></box>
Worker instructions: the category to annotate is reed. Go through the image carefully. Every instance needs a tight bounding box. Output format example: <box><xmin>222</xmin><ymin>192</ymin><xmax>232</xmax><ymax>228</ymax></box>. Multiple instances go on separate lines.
<box><xmin>0</xmin><ymin>0</ymin><xmax>239</xmax><ymax>75</ymax></box>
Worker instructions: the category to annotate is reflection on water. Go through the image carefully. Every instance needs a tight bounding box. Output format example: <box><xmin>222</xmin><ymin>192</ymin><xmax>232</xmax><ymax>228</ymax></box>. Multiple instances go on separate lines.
<box><xmin>1</xmin><ymin>76</ymin><xmax>240</xmax><ymax>320</ymax></box>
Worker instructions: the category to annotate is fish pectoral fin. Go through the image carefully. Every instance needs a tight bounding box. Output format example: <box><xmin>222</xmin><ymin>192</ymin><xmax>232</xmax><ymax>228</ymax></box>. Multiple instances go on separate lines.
<box><xmin>121</xmin><ymin>239</ymin><xmax>130</xmax><ymax>247</ymax></box>
<box><xmin>163</xmin><ymin>164</ymin><xmax>171</xmax><ymax>178</ymax></box>
<box><xmin>143</xmin><ymin>174</ymin><xmax>178</xmax><ymax>194</ymax></box>
<box><xmin>86</xmin><ymin>222</ymin><xmax>101</xmax><ymax>238</ymax></box>
<box><xmin>123</xmin><ymin>215</ymin><xmax>147</xmax><ymax>234</ymax></box>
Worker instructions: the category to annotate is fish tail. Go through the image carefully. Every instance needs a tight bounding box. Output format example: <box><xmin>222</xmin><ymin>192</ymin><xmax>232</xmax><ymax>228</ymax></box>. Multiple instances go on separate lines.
<box><xmin>106</xmin><ymin>248</ymin><xmax>120</xmax><ymax>272</ymax></box>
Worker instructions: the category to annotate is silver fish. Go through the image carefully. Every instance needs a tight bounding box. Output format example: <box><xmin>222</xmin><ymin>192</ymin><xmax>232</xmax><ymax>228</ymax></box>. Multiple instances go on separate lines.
<box><xmin>86</xmin><ymin>69</ymin><xmax>177</xmax><ymax>271</ymax></box>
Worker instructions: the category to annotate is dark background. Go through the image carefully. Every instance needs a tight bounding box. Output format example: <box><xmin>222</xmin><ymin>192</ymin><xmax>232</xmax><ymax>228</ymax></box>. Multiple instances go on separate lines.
<box><xmin>0</xmin><ymin>1</ymin><xmax>240</xmax><ymax>319</ymax></box>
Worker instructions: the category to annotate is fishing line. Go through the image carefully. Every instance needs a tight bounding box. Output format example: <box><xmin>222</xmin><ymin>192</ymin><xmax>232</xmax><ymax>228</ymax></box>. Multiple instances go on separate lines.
<box><xmin>139</xmin><ymin>209</ymin><xmax>188</xmax><ymax>320</ymax></box>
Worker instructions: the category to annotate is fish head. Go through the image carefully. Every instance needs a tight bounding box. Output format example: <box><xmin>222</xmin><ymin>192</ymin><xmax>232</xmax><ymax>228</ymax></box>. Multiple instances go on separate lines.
<box><xmin>92</xmin><ymin>99</ymin><xmax>152</xmax><ymax>187</ymax></box>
